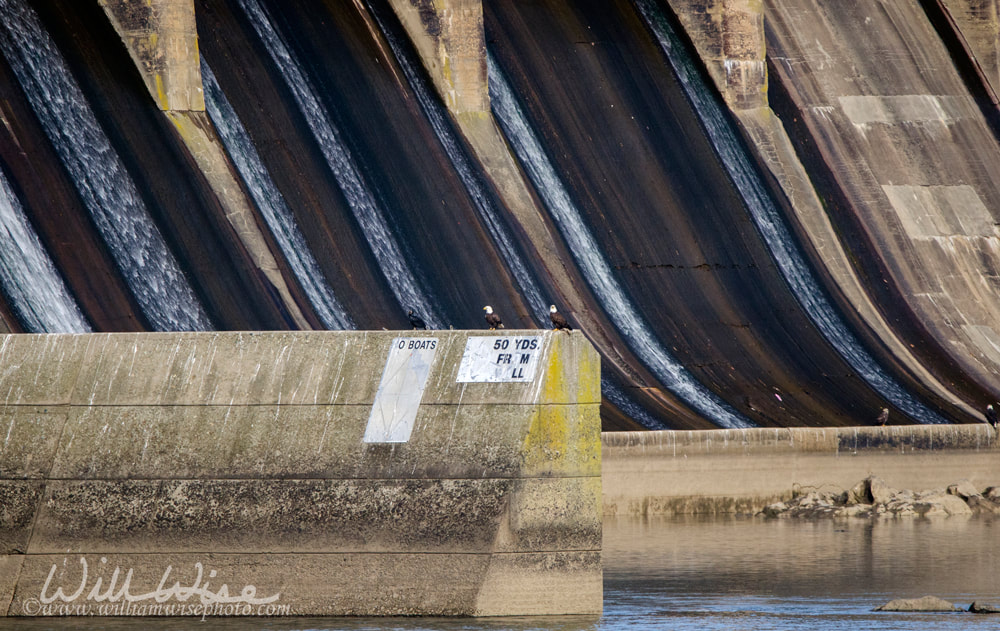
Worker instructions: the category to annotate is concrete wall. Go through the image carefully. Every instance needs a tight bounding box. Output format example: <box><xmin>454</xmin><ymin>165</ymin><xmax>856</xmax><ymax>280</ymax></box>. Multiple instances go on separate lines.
<box><xmin>386</xmin><ymin>0</ymin><xmax>488</xmax><ymax>113</ymax></box>
<box><xmin>940</xmin><ymin>0</ymin><xmax>1000</xmax><ymax>97</ymax></box>
<box><xmin>603</xmin><ymin>425</ymin><xmax>1000</xmax><ymax>515</ymax></box>
<box><xmin>665</xmin><ymin>0</ymin><xmax>767</xmax><ymax>109</ymax></box>
<box><xmin>98</xmin><ymin>0</ymin><xmax>204</xmax><ymax>111</ymax></box>
<box><xmin>0</xmin><ymin>330</ymin><xmax>601</xmax><ymax>617</ymax></box>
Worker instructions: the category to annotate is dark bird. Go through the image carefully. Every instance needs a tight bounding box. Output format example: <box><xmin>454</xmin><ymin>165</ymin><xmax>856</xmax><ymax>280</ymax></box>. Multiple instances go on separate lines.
<box><xmin>407</xmin><ymin>309</ymin><xmax>426</xmax><ymax>330</ymax></box>
<box><xmin>549</xmin><ymin>305</ymin><xmax>572</xmax><ymax>331</ymax></box>
<box><xmin>483</xmin><ymin>305</ymin><xmax>503</xmax><ymax>330</ymax></box>
<box><xmin>986</xmin><ymin>404</ymin><xmax>998</xmax><ymax>428</ymax></box>
<box><xmin>877</xmin><ymin>407</ymin><xmax>889</xmax><ymax>426</ymax></box>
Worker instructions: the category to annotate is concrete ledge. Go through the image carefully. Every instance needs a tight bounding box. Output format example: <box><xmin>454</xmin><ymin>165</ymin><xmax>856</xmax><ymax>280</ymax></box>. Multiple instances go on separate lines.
<box><xmin>603</xmin><ymin>425</ymin><xmax>1000</xmax><ymax>515</ymax></box>
<box><xmin>0</xmin><ymin>331</ymin><xmax>601</xmax><ymax>617</ymax></box>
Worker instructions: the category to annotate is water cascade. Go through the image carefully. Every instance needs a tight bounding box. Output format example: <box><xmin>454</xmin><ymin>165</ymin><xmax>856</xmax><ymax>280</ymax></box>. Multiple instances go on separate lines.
<box><xmin>236</xmin><ymin>0</ymin><xmax>440</xmax><ymax>328</ymax></box>
<box><xmin>0</xmin><ymin>168</ymin><xmax>90</xmax><ymax>333</ymax></box>
<box><xmin>634</xmin><ymin>0</ymin><xmax>949</xmax><ymax>424</ymax></box>
<box><xmin>489</xmin><ymin>53</ymin><xmax>753</xmax><ymax>429</ymax></box>
<box><xmin>364</xmin><ymin>1</ymin><xmax>548</xmax><ymax>323</ymax></box>
<box><xmin>0</xmin><ymin>0</ymin><xmax>211</xmax><ymax>332</ymax></box>
<box><xmin>201</xmin><ymin>61</ymin><xmax>353</xmax><ymax>330</ymax></box>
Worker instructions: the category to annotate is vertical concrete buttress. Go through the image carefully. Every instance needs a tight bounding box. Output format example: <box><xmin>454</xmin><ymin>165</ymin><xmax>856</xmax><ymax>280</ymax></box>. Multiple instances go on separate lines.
<box><xmin>939</xmin><ymin>0</ymin><xmax>1000</xmax><ymax>96</ymax></box>
<box><xmin>98</xmin><ymin>0</ymin><xmax>204</xmax><ymax>112</ymax></box>
<box><xmin>665</xmin><ymin>0</ymin><xmax>767</xmax><ymax>109</ymax></box>
<box><xmin>98</xmin><ymin>0</ymin><xmax>312</xmax><ymax>329</ymax></box>
<box><xmin>385</xmin><ymin>0</ymin><xmax>489</xmax><ymax>113</ymax></box>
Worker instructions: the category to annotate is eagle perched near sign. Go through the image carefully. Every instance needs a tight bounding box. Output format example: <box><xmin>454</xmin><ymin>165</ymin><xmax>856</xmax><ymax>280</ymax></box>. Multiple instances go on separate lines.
<box><xmin>549</xmin><ymin>305</ymin><xmax>572</xmax><ymax>331</ymax></box>
<box><xmin>483</xmin><ymin>305</ymin><xmax>503</xmax><ymax>330</ymax></box>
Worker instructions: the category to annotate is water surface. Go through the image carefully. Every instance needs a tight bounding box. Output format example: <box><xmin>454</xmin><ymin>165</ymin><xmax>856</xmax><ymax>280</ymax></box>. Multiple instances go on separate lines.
<box><xmin>4</xmin><ymin>516</ymin><xmax>997</xmax><ymax>630</ymax></box>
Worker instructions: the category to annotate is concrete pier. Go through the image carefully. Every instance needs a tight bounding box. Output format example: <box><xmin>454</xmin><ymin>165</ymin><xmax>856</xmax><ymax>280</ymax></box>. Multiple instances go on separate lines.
<box><xmin>603</xmin><ymin>425</ymin><xmax>1000</xmax><ymax>515</ymax></box>
<box><xmin>0</xmin><ymin>330</ymin><xmax>601</xmax><ymax>617</ymax></box>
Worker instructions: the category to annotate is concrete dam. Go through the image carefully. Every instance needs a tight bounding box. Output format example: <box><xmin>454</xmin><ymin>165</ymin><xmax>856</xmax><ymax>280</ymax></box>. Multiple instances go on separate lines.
<box><xmin>0</xmin><ymin>0</ymin><xmax>998</xmax><ymax>432</ymax></box>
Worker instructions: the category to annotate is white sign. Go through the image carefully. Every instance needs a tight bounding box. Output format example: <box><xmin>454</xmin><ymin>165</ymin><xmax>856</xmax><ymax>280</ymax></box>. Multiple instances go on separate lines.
<box><xmin>456</xmin><ymin>336</ymin><xmax>544</xmax><ymax>383</ymax></box>
<box><xmin>363</xmin><ymin>338</ymin><xmax>438</xmax><ymax>443</ymax></box>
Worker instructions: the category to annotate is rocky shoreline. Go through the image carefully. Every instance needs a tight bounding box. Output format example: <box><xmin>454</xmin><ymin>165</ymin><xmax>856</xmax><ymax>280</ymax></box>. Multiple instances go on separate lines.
<box><xmin>761</xmin><ymin>477</ymin><xmax>1000</xmax><ymax>519</ymax></box>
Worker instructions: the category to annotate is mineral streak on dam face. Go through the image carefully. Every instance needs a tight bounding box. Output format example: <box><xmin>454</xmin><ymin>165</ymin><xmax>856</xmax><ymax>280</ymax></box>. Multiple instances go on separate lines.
<box><xmin>0</xmin><ymin>330</ymin><xmax>602</xmax><ymax>617</ymax></box>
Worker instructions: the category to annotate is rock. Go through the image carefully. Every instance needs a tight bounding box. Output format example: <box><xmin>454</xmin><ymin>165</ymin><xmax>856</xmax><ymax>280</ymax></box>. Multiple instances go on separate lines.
<box><xmin>914</xmin><ymin>494</ymin><xmax>972</xmax><ymax>517</ymax></box>
<box><xmin>761</xmin><ymin>502</ymin><xmax>787</xmax><ymax>517</ymax></box>
<box><xmin>948</xmin><ymin>479</ymin><xmax>982</xmax><ymax>500</ymax></box>
<box><xmin>985</xmin><ymin>486</ymin><xmax>1000</xmax><ymax>501</ymax></box>
<box><xmin>967</xmin><ymin>496</ymin><xmax>1000</xmax><ymax>515</ymax></box>
<box><xmin>847</xmin><ymin>479</ymin><xmax>871</xmax><ymax>505</ymax></box>
<box><xmin>875</xmin><ymin>596</ymin><xmax>962</xmax><ymax>612</ymax></box>
<box><xmin>940</xmin><ymin>495</ymin><xmax>973</xmax><ymax>515</ymax></box>
<box><xmin>969</xmin><ymin>601</ymin><xmax>1000</xmax><ymax>614</ymax></box>
<box><xmin>869</xmin><ymin>477</ymin><xmax>896</xmax><ymax>504</ymax></box>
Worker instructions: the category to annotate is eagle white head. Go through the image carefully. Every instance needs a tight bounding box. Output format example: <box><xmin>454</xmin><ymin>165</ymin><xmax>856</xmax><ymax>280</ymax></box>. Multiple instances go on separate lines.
<box><xmin>549</xmin><ymin>305</ymin><xmax>558</xmax><ymax>313</ymax></box>
<box><xmin>483</xmin><ymin>305</ymin><xmax>493</xmax><ymax>314</ymax></box>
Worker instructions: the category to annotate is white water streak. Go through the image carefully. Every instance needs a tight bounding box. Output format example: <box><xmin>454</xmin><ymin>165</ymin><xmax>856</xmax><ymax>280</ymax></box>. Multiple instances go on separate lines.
<box><xmin>0</xmin><ymin>169</ymin><xmax>89</xmax><ymax>332</ymax></box>
<box><xmin>634</xmin><ymin>0</ymin><xmax>947</xmax><ymax>424</ymax></box>
<box><xmin>201</xmin><ymin>61</ymin><xmax>353</xmax><ymax>330</ymax></box>
<box><xmin>0</xmin><ymin>0</ymin><xmax>211</xmax><ymax>331</ymax></box>
<box><xmin>367</xmin><ymin>3</ymin><xmax>547</xmax><ymax>323</ymax></box>
<box><xmin>489</xmin><ymin>54</ymin><xmax>752</xmax><ymax>429</ymax></box>
<box><xmin>237</xmin><ymin>0</ymin><xmax>439</xmax><ymax>327</ymax></box>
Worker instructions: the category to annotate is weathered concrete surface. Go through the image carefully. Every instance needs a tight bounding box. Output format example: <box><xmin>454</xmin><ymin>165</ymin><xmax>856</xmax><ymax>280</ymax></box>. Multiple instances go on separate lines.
<box><xmin>763</xmin><ymin>0</ymin><xmax>1000</xmax><ymax>401</ymax></box>
<box><xmin>387</xmin><ymin>0</ymin><xmax>488</xmax><ymax>113</ymax></box>
<box><xmin>665</xmin><ymin>0</ymin><xmax>767</xmax><ymax>108</ymax></box>
<box><xmin>939</xmin><ymin>0</ymin><xmax>1000</xmax><ymax>97</ymax></box>
<box><xmin>602</xmin><ymin>425</ymin><xmax>1000</xmax><ymax>515</ymax></box>
<box><xmin>0</xmin><ymin>331</ymin><xmax>602</xmax><ymax>617</ymax></box>
<box><xmin>98</xmin><ymin>0</ymin><xmax>204</xmax><ymax>111</ymax></box>
<box><xmin>732</xmin><ymin>108</ymin><xmax>979</xmax><ymax>419</ymax></box>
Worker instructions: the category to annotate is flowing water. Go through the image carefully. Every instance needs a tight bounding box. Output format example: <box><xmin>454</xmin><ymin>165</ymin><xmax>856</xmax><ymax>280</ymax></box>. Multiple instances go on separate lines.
<box><xmin>0</xmin><ymin>0</ymin><xmax>211</xmax><ymax>332</ymax></box>
<box><xmin>488</xmin><ymin>53</ymin><xmax>752</xmax><ymax>430</ymax></box>
<box><xmin>236</xmin><ymin>0</ymin><xmax>440</xmax><ymax>328</ymax></box>
<box><xmin>4</xmin><ymin>516</ymin><xmax>997</xmax><ymax>629</ymax></box>
<box><xmin>201</xmin><ymin>60</ymin><xmax>353</xmax><ymax>331</ymax></box>
<box><xmin>0</xmin><ymin>168</ymin><xmax>89</xmax><ymax>333</ymax></box>
<box><xmin>632</xmin><ymin>0</ymin><xmax>949</xmax><ymax>425</ymax></box>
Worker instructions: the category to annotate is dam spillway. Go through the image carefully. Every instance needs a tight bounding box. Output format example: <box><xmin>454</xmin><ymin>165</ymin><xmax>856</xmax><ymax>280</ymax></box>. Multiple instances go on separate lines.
<box><xmin>0</xmin><ymin>0</ymin><xmax>996</xmax><ymax>430</ymax></box>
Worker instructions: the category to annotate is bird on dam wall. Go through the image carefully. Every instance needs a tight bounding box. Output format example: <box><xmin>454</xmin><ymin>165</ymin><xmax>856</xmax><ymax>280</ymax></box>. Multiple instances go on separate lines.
<box><xmin>877</xmin><ymin>408</ymin><xmax>889</xmax><ymax>426</ymax></box>
<box><xmin>483</xmin><ymin>305</ymin><xmax>504</xmax><ymax>330</ymax></box>
<box><xmin>987</xmin><ymin>404</ymin><xmax>998</xmax><ymax>429</ymax></box>
<box><xmin>407</xmin><ymin>309</ymin><xmax>427</xmax><ymax>330</ymax></box>
<box><xmin>549</xmin><ymin>305</ymin><xmax>572</xmax><ymax>332</ymax></box>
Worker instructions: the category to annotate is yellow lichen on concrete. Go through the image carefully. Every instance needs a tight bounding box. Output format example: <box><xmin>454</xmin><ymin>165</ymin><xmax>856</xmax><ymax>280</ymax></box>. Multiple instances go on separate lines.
<box><xmin>520</xmin><ymin>333</ymin><xmax>601</xmax><ymax>478</ymax></box>
<box><xmin>99</xmin><ymin>0</ymin><xmax>204</xmax><ymax>112</ymax></box>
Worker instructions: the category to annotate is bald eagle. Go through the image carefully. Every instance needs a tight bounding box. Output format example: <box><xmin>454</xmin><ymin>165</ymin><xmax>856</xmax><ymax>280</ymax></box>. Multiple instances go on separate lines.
<box><xmin>483</xmin><ymin>305</ymin><xmax>503</xmax><ymax>330</ymax></box>
<box><xmin>987</xmin><ymin>404</ymin><xmax>998</xmax><ymax>428</ymax></box>
<box><xmin>549</xmin><ymin>305</ymin><xmax>572</xmax><ymax>331</ymax></box>
<box><xmin>877</xmin><ymin>407</ymin><xmax>889</xmax><ymax>426</ymax></box>
<box><xmin>407</xmin><ymin>309</ymin><xmax>426</xmax><ymax>330</ymax></box>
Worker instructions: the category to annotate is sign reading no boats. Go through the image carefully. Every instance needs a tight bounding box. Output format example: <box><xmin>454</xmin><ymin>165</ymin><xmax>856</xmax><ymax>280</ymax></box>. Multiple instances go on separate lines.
<box><xmin>456</xmin><ymin>335</ymin><xmax>544</xmax><ymax>383</ymax></box>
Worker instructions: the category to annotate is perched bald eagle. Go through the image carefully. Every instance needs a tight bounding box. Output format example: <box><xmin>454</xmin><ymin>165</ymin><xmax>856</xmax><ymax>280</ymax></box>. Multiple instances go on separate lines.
<box><xmin>549</xmin><ymin>305</ymin><xmax>572</xmax><ymax>331</ymax></box>
<box><xmin>483</xmin><ymin>305</ymin><xmax>503</xmax><ymax>330</ymax></box>
<box><xmin>877</xmin><ymin>407</ymin><xmax>889</xmax><ymax>426</ymax></box>
<box><xmin>987</xmin><ymin>404</ymin><xmax>998</xmax><ymax>428</ymax></box>
<box><xmin>407</xmin><ymin>309</ymin><xmax>426</xmax><ymax>330</ymax></box>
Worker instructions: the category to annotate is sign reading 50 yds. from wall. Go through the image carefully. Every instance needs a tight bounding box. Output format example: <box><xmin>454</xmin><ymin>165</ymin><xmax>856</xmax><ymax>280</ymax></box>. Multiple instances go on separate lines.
<box><xmin>456</xmin><ymin>335</ymin><xmax>544</xmax><ymax>383</ymax></box>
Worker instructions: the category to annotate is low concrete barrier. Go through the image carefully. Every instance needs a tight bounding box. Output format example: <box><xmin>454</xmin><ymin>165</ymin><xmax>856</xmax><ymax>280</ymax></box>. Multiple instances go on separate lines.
<box><xmin>603</xmin><ymin>425</ymin><xmax>1000</xmax><ymax>515</ymax></box>
<box><xmin>0</xmin><ymin>330</ymin><xmax>601</xmax><ymax>617</ymax></box>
